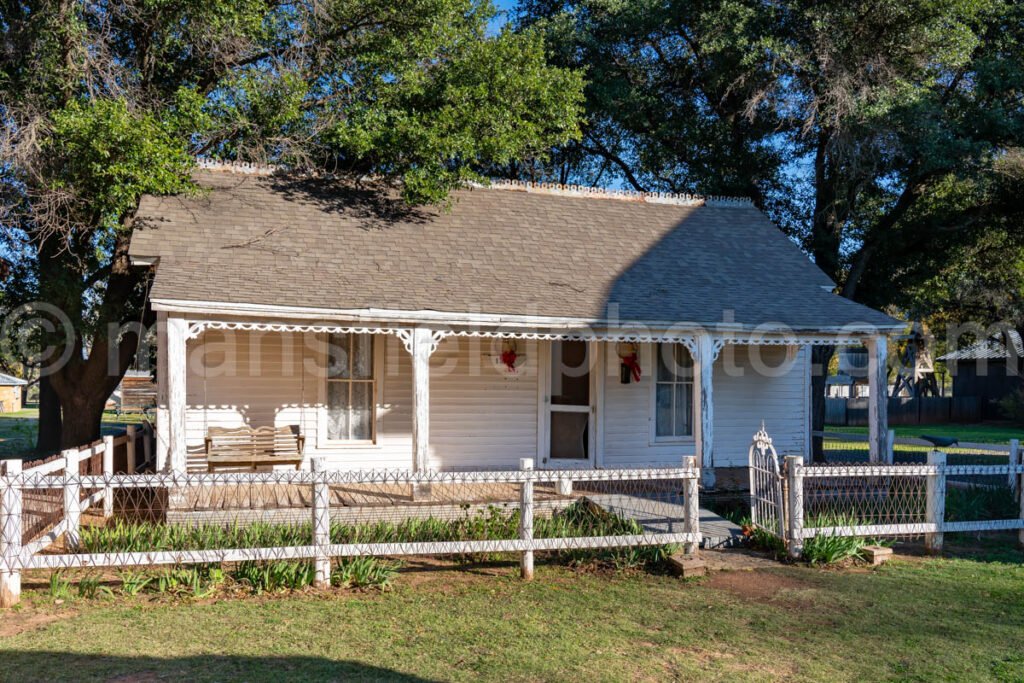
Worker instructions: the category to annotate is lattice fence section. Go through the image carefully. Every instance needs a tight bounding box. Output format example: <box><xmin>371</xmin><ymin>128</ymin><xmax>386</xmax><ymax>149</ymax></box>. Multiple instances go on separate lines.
<box><xmin>790</xmin><ymin>456</ymin><xmax>1024</xmax><ymax>552</ymax></box>
<box><xmin>800</xmin><ymin>465</ymin><xmax>930</xmax><ymax>537</ymax></box>
<box><xmin>0</xmin><ymin>459</ymin><xmax>701</xmax><ymax>593</ymax></box>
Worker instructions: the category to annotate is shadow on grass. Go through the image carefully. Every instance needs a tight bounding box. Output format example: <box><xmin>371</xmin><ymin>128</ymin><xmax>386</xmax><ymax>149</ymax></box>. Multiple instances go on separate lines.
<box><xmin>893</xmin><ymin>533</ymin><xmax>1024</xmax><ymax>564</ymax></box>
<box><xmin>0</xmin><ymin>652</ymin><xmax>439</xmax><ymax>682</ymax></box>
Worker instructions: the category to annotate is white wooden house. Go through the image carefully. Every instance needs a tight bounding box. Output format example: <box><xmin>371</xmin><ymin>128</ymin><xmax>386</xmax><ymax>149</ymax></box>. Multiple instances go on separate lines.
<box><xmin>129</xmin><ymin>161</ymin><xmax>901</xmax><ymax>488</ymax></box>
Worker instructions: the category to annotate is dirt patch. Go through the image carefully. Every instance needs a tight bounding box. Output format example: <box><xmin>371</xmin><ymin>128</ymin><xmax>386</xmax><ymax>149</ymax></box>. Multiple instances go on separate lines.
<box><xmin>0</xmin><ymin>609</ymin><xmax>76</xmax><ymax>638</ymax></box>
<box><xmin>705</xmin><ymin>569</ymin><xmax>817</xmax><ymax>608</ymax></box>
<box><xmin>700</xmin><ymin>548</ymin><xmax>784</xmax><ymax>572</ymax></box>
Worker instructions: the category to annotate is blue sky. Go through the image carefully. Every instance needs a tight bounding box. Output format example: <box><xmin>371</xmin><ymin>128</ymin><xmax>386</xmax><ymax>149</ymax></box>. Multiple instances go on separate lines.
<box><xmin>489</xmin><ymin>0</ymin><xmax>518</xmax><ymax>32</ymax></box>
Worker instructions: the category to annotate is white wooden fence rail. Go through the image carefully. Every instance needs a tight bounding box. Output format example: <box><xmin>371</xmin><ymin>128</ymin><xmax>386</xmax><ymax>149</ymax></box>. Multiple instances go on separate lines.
<box><xmin>0</xmin><ymin>451</ymin><xmax>700</xmax><ymax>606</ymax></box>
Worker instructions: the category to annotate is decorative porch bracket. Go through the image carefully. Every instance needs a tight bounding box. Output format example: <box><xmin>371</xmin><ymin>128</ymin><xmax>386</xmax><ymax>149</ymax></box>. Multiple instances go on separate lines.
<box><xmin>396</xmin><ymin>328</ymin><xmax>450</xmax><ymax>473</ymax></box>
<box><xmin>682</xmin><ymin>333</ymin><xmax>724</xmax><ymax>489</ymax></box>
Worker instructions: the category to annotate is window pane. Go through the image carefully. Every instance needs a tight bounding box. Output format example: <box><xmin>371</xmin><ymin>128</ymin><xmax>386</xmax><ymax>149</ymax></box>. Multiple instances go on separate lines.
<box><xmin>326</xmin><ymin>382</ymin><xmax>350</xmax><ymax>439</ymax></box>
<box><xmin>350</xmin><ymin>382</ymin><xmax>374</xmax><ymax>440</ymax></box>
<box><xmin>551</xmin><ymin>340</ymin><xmax>589</xmax><ymax>406</ymax></box>
<box><xmin>675</xmin><ymin>345</ymin><xmax>694</xmax><ymax>377</ymax></box>
<box><xmin>351</xmin><ymin>334</ymin><xmax>373</xmax><ymax>379</ymax></box>
<box><xmin>550</xmin><ymin>411</ymin><xmax>588</xmax><ymax>459</ymax></box>
<box><xmin>327</xmin><ymin>333</ymin><xmax>350</xmax><ymax>379</ymax></box>
<box><xmin>656</xmin><ymin>344</ymin><xmax>673</xmax><ymax>382</ymax></box>
<box><xmin>674</xmin><ymin>383</ymin><xmax>692</xmax><ymax>436</ymax></box>
<box><xmin>655</xmin><ymin>383</ymin><xmax>673</xmax><ymax>437</ymax></box>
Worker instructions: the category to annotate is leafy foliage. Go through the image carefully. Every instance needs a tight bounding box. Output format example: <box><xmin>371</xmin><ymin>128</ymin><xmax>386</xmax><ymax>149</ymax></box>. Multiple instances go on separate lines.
<box><xmin>945</xmin><ymin>484</ymin><xmax>1018</xmax><ymax>522</ymax></box>
<box><xmin>0</xmin><ymin>0</ymin><xmax>585</xmax><ymax>449</ymax></box>
<box><xmin>332</xmin><ymin>557</ymin><xmax>400</xmax><ymax>590</ymax></box>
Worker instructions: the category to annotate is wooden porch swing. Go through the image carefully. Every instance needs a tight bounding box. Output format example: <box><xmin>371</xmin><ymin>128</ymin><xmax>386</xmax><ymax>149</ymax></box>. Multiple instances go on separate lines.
<box><xmin>201</xmin><ymin>335</ymin><xmax>307</xmax><ymax>472</ymax></box>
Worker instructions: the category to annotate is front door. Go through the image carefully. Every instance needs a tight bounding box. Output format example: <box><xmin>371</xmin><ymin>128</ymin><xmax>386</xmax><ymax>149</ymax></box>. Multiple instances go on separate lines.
<box><xmin>544</xmin><ymin>340</ymin><xmax>596</xmax><ymax>467</ymax></box>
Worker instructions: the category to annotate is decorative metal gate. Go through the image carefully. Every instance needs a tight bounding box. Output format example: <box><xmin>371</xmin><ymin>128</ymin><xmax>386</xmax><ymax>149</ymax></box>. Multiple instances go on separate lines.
<box><xmin>748</xmin><ymin>424</ymin><xmax>786</xmax><ymax>542</ymax></box>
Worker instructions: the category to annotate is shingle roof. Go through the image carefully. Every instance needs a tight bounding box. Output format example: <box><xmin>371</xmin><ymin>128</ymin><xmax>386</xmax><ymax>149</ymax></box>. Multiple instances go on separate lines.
<box><xmin>0</xmin><ymin>373</ymin><xmax>27</xmax><ymax>386</ymax></box>
<box><xmin>129</xmin><ymin>170</ymin><xmax>900</xmax><ymax>331</ymax></box>
<box><xmin>938</xmin><ymin>330</ymin><xmax>1023</xmax><ymax>361</ymax></box>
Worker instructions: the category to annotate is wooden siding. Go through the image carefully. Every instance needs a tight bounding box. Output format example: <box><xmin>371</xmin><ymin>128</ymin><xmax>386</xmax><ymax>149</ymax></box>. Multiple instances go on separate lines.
<box><xmin>183</xmin><ymin>332</ymin><xmax>809</xmax><ymax>471</ymax></box>
<box><xmin>184</xmin><ymin>331</ymin><xmax>414</xmax><ymax>470</ymax></box>
<box><xmin>429</xmin><ymin>337</ymin><xmax>540</xmax><ymax>469</ymax></box>
<box><xmin>603</xmin><ymin>344</ymin><xmax>809</xmax><ymax>468</ymax></box>
<box><xmin>0</xmin><ymin>385</ymin><xmax>22</xmax><ymax>413</ymax></box>
<box><xmin>713</xmin><ymin>345</ymin><xmax>809</xmax><ymax>466</ymax></box>
<box><xmin>602</xmin><ymin>344</ymin><xmax>696</xmax><ymax>466</ymax></box>
<box><xmin>121</xmin><ymin>375</ymin><xmax>157</xmax><ymax>411</ymax></box>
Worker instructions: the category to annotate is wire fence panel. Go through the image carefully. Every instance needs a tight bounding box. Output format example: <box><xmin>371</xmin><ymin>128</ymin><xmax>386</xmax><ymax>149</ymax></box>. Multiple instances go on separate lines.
<box><xmin>18</xmin><ymin>452</ymin><xmax>65</xmax><ymax>545</ymax></box>
<box><xmin>792</xmin><ymin>456</ymin><xmax>1024</xmax><ymax>544</ymax></box>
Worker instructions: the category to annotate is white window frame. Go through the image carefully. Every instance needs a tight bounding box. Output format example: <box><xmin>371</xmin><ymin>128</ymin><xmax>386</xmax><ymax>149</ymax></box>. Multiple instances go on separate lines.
<box><xmin>649</xmin><ymin>342</ymin><xmax>696</xmax><ymax>445</ymax></box>
<box><xmin>317</xmin><ymin>333</ymin><xmax>384</xmax><ymax>448</ymax></box>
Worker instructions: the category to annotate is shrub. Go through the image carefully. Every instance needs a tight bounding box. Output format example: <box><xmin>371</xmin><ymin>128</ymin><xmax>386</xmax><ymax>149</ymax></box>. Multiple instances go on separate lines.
<box><xmin>998</xmin><ymin>387</ymin><xmax>1024</xmax><ymax>426</ymax></box>
<box><xmin>232</xmin><ymin>561</ymin><xmax>315</xmax><ymax>594</ymax></box>
<box><xmin>76</xmin><ymin>573</ymin><xmax>107</xmax><ymax>599</ymax></box>
<box><xmin>48</xmin><ymin>571</ymin><xmax>72</xmax><ymax>600</ymax></box>
<box><xmin>153</xmin><ymin>565</ymin><xmax>225</xmax><ymax>598</ymax></box>
<box><xmin>801</xmin><ymin>533</ymin><xmax>871</xmax><ymax>566</ymax></box>
<box><xmin>117</xmin><ymin>570</ymin><xmax>152</xmax><ymax>596</ymax></box>
<box><xmin>946</xmin><ymin>484</ymin><xmax>1017</xmax><ymax>522</ymax></box>
<box><xmin>332</xmin><ymin>557</ymin><xmax>400</xmax><ymax>590</ymax></box>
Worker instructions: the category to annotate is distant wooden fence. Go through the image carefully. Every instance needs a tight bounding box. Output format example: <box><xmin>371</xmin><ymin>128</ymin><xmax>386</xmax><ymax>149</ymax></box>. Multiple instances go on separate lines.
<box><xmin>826</xmin><ymin>396</ymin><xmax>981</xmax><ymax>426</ymax></box>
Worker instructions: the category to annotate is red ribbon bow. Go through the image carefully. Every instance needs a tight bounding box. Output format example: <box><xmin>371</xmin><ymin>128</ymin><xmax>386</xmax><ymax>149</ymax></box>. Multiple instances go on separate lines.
<box><xmin>622</xmin><ymin>353</ymin><xmax>642</xmax><ymax>382</ymax></box>
<box><xmin>501</xmin><ymin>349</ymin><xmax>518</xmax><ymax>373</ymax></box>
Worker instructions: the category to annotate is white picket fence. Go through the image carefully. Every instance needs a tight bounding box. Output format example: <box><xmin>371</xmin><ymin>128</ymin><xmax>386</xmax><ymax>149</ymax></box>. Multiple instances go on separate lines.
<box><xmin>0</xmin><ymin>452</ymin><xmax>701</xmax><ymax>606</ymax></box>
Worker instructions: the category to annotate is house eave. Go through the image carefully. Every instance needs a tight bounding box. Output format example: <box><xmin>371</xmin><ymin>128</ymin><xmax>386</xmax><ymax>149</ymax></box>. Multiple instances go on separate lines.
<box><xmin>150</xmin><ymin>297</ymin><xmax>905</xmax><ymax>339</ymax></box>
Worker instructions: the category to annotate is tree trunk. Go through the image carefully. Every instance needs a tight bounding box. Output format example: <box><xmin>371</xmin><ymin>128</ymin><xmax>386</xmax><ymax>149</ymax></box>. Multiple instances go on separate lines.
<box><xmin>35</xmin><ymin>375</ymin><xmax>62</xmax><ymax>454</ymax></box>
<box><xmin>58</xmin><ymin>391</ymin><xmax>108</xmax><ymax>450</ymax></box>
<box><xmin>810</xmin><ymin>345</ymin><xmax>835</xmax><ymax>463</ymax></box>
<box><xmin>35</xmin><ymin>231</ymin><xmax>149</xmax><ymax>451</ymax></box>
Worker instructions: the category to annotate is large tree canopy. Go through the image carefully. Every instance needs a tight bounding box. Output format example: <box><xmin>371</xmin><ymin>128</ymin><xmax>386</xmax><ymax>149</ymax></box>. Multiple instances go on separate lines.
<box><xmin>517</xmin><ymin>0</ymin><xmax>1024</xmax><ymax>456</ymax></box>
<box><xmin>1</xmin><ymin>0</ymin><xmax>585</xmax><ymax>450</ymax></box>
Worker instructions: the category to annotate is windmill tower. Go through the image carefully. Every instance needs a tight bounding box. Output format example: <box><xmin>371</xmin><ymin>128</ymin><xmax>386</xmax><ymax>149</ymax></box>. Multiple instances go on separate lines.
<box><xmin>890</xmin><ymin>323</ymin><xmax>939</xmax><ymax>398</ymax></box>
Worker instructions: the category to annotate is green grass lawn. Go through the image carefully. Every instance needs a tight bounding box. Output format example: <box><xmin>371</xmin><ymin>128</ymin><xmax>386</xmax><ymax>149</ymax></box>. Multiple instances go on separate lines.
<box><xmin>827</xmin><ymin>422</ymin><xmax>1024</xmax><ymax>444</ymax></box>
<box><xmin>0</xmin><ymin>406</ymin><xmax>145</xmax><ymax>459</ymax></box>
<box><xmin>2</xmin><ymin>549</ymin><xmax>1023</xmax><ymax>682</ymax></box>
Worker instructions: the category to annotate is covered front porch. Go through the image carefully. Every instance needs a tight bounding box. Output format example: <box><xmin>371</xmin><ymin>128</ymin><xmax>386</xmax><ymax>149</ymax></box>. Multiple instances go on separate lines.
<box><xmin>154</xmin><ymin>313</ymin><xmax>894</xmax><ymax>487</ymax></box>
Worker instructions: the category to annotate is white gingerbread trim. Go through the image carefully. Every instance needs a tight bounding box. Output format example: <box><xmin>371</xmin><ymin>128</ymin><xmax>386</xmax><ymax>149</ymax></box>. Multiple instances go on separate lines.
<box><xmin>182</xmin><ymin>318</ymin><xmax>872</xmax><ymax>348</ymax></box>
<box><xmin>185</xmin><ymin>320</ymin><xmax>402</xmax><ymax>341</ymax></box>
<box><xmin>195</xmin><ymin>157</ymin><xmax>278</xmax><ymax>176</ymax></box>
<box><xmin>394</xmin><ymin>328</ymin><xmax>449</xmax><ymax>356</ymax></box>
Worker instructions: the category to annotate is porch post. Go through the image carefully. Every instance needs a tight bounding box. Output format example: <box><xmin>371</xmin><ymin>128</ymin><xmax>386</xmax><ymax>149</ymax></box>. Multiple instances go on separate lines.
<box><xmin>400</xmin><ymin>328</ymin><xmax>445</xmax><ymax>473</ymax></box>
<box><xmin>155</xmin><ymin>311</ymin><xmax>169</xmax><ymax>472</ymax></box>
<box><xmin>166</xmin><ymin>316</ymin><xmax>189</xmax><ymax>474</ymax></box>
<box><xmin>693</xmin><ymin>333</ymin><xmax>722</xmax><ymax>489</ymax></box>
<box><xmin>866</xmin><ymin>335</ymin><xmax>889</xmax><ymax>463</ymax></box>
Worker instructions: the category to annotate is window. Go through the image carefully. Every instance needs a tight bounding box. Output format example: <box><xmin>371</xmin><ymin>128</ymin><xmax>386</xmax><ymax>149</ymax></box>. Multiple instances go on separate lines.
<box><xmin>655</xmin><ymin>343</ymin><xmax>694</xmax><ymax>439</ymax></box>
<box><xmin>326</xmin><ymin>333</ymin><xmax>376</xmax><ymax>441</ymax></box>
